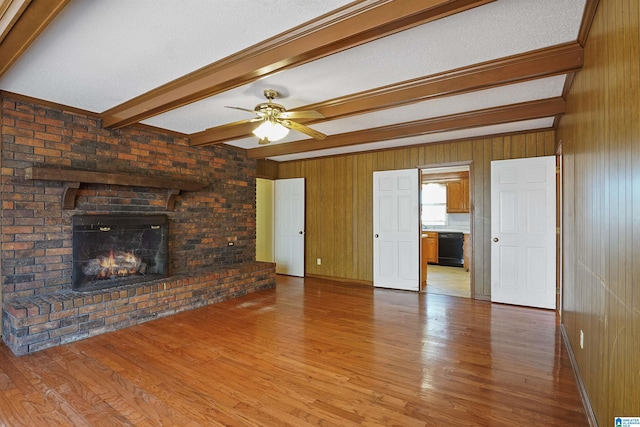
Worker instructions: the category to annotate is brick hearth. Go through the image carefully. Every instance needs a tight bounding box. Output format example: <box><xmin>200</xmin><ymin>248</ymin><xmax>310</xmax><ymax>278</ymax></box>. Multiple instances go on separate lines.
<box><xmin>2</xmin><ymin>262</ymin><xmax>274</xmax><ymax>355</ymax></box>
<box><xmin>1</xmin><ymin>95</ymin><xmax>275</xmax><ymax>355</ymax></box>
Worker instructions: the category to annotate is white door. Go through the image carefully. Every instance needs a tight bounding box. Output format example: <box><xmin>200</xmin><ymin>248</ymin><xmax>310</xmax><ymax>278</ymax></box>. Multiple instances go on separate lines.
<box><xmin>373</xmin><ymin>169</ymin><xmax>420</xmax><ymax>291</ymax></box>
<box><xmin>491</xmin><ymin>156</ymin><xmax>556</xmax><ymax>309</ymax></box>
<box><xmin>275</xmin><ymin>178</ymin><xmax>305</xmax><ymax>276</ymax></box>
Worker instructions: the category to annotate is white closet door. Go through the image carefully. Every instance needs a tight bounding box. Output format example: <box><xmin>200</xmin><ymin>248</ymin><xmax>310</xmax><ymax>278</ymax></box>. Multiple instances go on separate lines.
<box><xmin>373</xmin><ymin>169</ymin><xmax>420</xmax><ymax>291</ymax></box>
<box><xmin>275</xmin><ymin>178</ymin><xmax>305</xmax><ymax>277</ymax></box>
<box><xmin>491</xmin><ymin>156</ymin><xmax>557</xmax><ymax>309</ymax></box>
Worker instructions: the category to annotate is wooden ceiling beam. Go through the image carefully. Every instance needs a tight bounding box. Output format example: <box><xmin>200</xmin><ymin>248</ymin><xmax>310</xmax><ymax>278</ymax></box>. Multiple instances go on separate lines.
<box><xmin>246</xmin><ymin>97</ymin><xmax>566</xmax><ymax>159</ymax></box>
<box><xmin>101</xmin><ymin>0</ymin><xmax>494</xmax><ymax>129</ymax></box>
<box><xmin>190</xmin><ymin>42</ymin><xmax>583</xmax><ymax>147</ymax></box>
<box><xmin>0</xmin><ymin>0</ymin><xmax>69</xmax><ymax>77</ymax></box>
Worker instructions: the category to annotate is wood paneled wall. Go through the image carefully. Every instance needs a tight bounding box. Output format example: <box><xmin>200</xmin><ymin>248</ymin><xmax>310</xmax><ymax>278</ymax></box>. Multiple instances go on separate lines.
<box><xmin>278</xmin><ymin>131</ymin><xmax>555</xmax><ymax>299</ymax></box>
<box><xmin>256</xmin><ymin>159</ymin><xmax>278</xmax><ymax>179</ymax></box>
<box><xmin>558</xmin><ymin>0</ymin><xmax>640</xmax><ymax>424</ymax></box>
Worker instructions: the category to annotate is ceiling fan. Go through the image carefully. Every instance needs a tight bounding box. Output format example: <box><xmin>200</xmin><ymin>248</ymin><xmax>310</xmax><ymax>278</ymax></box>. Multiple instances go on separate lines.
<box><xmin>225</xmin><ymin>89</ymin><xmax>327</xmax><ymax>145</ymax></box>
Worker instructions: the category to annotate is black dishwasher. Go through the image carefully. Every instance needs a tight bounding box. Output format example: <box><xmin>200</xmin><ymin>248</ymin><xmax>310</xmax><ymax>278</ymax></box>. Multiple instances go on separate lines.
<box><xmin>438</xmin><ymin>233</ymin><xmax>464</xmax><ymax>267</ymax></box>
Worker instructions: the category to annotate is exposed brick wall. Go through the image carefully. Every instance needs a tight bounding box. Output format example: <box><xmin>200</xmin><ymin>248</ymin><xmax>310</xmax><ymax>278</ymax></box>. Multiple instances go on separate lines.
<box><xmin>1</xmin><ymin>95</ymin><xmax>274</xmax><ymax>354</ymax></box>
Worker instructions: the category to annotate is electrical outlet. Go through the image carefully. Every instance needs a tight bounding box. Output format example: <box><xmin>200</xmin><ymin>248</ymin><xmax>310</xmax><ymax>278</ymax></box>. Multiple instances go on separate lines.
<box><xmin>316</xmin><ymin>258</ymin><xmax>322</xmax><ymax>265</ymax></box>
<box><xmin>579</xmin><ymin>330</ymin><xmax>584</xmax><ymax>349</ymax></box>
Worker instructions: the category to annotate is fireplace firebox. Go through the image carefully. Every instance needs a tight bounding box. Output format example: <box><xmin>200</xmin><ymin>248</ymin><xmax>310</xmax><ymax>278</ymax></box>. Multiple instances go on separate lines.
<box><xmin>72</xmin><ymin>215</ymin><xmax>168</xmax><ymax>292</ymax></box>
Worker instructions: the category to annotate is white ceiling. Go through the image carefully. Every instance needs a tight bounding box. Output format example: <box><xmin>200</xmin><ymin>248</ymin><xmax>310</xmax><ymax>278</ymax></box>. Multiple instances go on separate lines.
<box><xmin>0</xmin><ymin>0</ymin><xmax>588</xmax><ymax>162</ymax></box>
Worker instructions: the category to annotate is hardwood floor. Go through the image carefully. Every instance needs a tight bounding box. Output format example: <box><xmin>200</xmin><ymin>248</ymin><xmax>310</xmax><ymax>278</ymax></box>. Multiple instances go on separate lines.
<box><xmin>0</xmin><ymin>275</ymin><xmax>587</xmax><ymax>426</ymax></box>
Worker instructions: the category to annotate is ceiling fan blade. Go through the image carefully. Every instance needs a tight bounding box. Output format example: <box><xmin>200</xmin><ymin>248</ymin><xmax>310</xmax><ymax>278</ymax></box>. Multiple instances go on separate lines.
<box><xmin>281</xmin><ymin>120</ymin><xmax>327</xmax><ymax>140</ymax></box>
<box><xmin>204</xmin><ymin>117</ymin><xmax>262</xmax><ymax>133</ymax></box>
<box><xmin>220</xmin><ymin>117</ymin><xmax>262</xmax><ymax>127</ymax></box>
<box><xmin>280</xmin><ymin>110</ymin><xmax>324</xmax><ymax>119</ymax></box>
<box><xmin>224</xmin><ymin>106</ymin><xmax>256</xmax><ymax>114</ymax></box>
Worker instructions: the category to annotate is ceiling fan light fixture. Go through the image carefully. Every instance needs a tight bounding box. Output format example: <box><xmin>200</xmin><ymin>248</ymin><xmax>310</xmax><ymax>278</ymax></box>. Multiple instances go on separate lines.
<box><xmin>225</xmin><ymin>88</ymin><xmax>326</xmax><ymax>144</ymax></box>
<box><xmin>252</xmin><ymin>120</ymin><xmax>289</xmax><ymax>142</ymax></box>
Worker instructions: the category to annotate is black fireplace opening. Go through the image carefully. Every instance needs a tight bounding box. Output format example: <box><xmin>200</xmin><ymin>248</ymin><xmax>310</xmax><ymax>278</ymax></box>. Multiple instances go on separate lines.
<box><xmin>72</xmin><ymin>215</ymin><xmax>168</xmax><ymax>292</ymax></box>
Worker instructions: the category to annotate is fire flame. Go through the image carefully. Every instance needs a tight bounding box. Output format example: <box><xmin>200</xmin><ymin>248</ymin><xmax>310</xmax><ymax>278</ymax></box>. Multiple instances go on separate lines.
<box><xmin>89</xmin><ymin>249</ymin><xmax>143</xmax><ymax>279</ymax></box>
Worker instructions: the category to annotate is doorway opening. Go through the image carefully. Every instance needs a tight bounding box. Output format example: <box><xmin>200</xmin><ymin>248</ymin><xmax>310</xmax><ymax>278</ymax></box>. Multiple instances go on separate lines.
<box><xmin>420</xmin><ymin>165</ymin><xmax>472</xmax><ymax>298</ymax></box>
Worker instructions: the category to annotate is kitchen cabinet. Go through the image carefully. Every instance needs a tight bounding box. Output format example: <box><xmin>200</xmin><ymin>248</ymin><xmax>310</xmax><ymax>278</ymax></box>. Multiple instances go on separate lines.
<box><xmin>424</xmin><ymin>232</ymin><xmax>438</xmax><ymax>264</ymax></box>
<box><xmin>421</xmin><ymin>237</ymin><xmax>428</xmax><ymax>287</ymax></box>
<box><xmin>446</xmin><ymin>178</ymin><xmax>470</xmax><ymax>213</ymax></box>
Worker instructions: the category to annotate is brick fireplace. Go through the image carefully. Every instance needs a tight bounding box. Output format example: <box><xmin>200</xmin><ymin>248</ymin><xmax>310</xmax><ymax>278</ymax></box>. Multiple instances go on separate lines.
<box><xmin>1</xmin><ymin>95</ymin><xmax>276</xmax><ymax>355</ymax></box>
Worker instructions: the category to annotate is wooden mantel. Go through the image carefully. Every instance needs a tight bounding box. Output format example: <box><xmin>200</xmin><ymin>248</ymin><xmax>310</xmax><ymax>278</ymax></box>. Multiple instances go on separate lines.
<box><xmin>25</xmin><ymin>167</ymin><xmax>206</xmax><ymax>210</ymax></box>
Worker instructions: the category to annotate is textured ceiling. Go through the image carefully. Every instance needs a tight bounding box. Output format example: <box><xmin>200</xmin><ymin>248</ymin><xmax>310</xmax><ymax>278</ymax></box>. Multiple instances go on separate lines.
<box><xmin>0</xmin><ymin>0</ymin><xmax>589</xmax><ymax>162</ymax></box>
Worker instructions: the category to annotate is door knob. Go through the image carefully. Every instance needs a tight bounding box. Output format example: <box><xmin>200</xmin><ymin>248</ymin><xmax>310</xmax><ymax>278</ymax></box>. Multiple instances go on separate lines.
<box><xmin>493</xmin><ymin>237</ymin><xmax>499</xmax><ymax>242</ymax></box>
<box><xmin>299</xmin><ymin>231</ymin><xmax>304</xmax><ymax>234</ymax></box>
<box><xmin>375</xmin><ymin>234</ymin><xmax>379</xmax><ymax>238</ymax></box>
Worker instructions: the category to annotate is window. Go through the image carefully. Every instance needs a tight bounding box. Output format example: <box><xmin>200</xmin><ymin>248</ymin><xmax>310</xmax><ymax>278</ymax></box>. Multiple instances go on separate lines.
<box><xmin>421</xmin><ymin>183</ymin><xmax>446</xmax><ymax>226</ymax></box>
